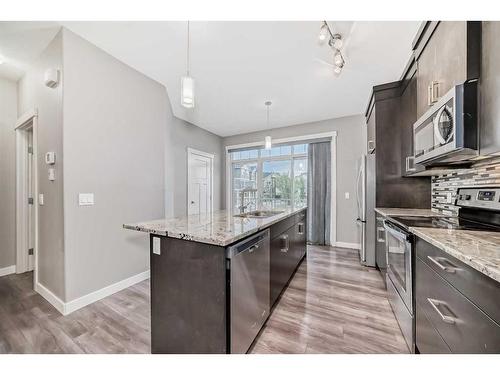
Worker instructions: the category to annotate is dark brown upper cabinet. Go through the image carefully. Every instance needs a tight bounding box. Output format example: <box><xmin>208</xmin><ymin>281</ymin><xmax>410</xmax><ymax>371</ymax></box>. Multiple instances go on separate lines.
<box><xmin>414</xmin><ymin>21</ymin><xmax>481</xmax><ymax>119</ymax></box>
<box><xmin>365</xmin><ymin>81</ymin><xmax>431</xmax><ymax>208</ymax></box>
<box><xmin>480</xmin><ymin>21</ymin><xmax>500</xmax><ymax>156</ymax></box>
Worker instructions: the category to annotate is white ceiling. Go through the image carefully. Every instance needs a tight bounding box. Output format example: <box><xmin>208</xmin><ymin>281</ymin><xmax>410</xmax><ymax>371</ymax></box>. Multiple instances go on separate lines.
<box><xmin>0</xmin><ymin>22</ymin><xmax>60</xmax><ymax>81</ymax></box>
<box><xmin>0</xmin><ymin>21</ymin><xmax>421</xmax><ymax>137</ymax></box>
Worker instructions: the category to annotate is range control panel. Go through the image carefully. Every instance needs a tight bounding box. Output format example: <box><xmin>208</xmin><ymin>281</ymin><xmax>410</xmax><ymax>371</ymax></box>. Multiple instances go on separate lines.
<box><xmin>456</xmin><ymin>187</ymin><xmax>500</xmax><ymax>210</ymax></box>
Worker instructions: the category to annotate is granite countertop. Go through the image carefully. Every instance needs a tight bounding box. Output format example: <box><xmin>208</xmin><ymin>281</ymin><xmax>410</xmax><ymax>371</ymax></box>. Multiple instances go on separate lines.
<box><xmin>410</xmin><ymin>227</ymin><xmax>500</xmax><ymax>283</ymax></box>
<box><xmin>374</xmin><ymin>207</ymin><xmax>443</xmax><ymax>217</ymax></box>
<box><xmin>124</xmin><ymin>207</ymin><xmax>307</xmax><ymax>247</ymax></box>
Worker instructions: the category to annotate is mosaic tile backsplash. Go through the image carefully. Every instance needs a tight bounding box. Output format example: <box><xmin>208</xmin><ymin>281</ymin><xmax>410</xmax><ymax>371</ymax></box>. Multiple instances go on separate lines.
<box><xmin>432</xmin><ymin>158</ymin><xmax>500</xmax><ymax>216</ymax></box>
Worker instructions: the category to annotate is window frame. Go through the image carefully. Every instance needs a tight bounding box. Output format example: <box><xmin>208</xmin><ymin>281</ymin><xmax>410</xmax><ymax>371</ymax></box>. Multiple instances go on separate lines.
<box><xmin>224</xmin><ymin>131</ymin><xmax>338</xmax><ymax>246</ymax></box>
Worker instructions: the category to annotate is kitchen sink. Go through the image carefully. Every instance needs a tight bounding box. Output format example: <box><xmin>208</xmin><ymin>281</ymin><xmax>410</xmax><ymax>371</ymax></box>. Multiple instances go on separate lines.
<box><xmin>234</xmin><ymin>210</ymin><xmax>284</xmax><ymax>218</ymax></box>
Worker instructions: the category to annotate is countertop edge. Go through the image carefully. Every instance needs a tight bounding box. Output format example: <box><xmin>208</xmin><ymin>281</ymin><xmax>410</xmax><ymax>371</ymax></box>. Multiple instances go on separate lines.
<box><xmin>374</xmin><ymin>207</ymin><xmax>443</xmax><ymax>217</ymax></box>
<box><xmin>123</xmin><ymin>207</ymin><xmax>307</xmax><ymax>247</ymax></box>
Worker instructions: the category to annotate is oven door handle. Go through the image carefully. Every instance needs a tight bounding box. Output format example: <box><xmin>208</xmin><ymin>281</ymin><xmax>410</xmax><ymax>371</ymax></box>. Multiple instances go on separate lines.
<box><xmin>383</xmin><ymin>220</ymin><xmax>411</xmax><ymax>243</ymax></box>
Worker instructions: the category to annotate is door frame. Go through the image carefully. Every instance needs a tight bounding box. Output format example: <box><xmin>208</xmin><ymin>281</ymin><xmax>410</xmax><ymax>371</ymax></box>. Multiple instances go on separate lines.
<box><xmin>225</xmin><ymin>131</ymin><xmax>337</xmax><ymax>245</ymax></box>
<box><xmin>15</xmin><ymin>109</ymin><xmax>39</xmax><ymax>280</ymax></box>
<box><xmin>187</xmin><ymin>147</ymin><xmax>214</xmax><ymax>215</ymax></box>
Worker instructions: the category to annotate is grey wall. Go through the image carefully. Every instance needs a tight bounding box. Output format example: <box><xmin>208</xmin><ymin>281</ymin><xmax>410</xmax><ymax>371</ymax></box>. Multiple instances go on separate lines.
<box><xmin>223</xmin><ymin>114</ymin><xmax>366</xmax><ymax>245</ymax></box>
<box><xmin>165</xmin><ymin>114</ymin><xmax>224</xmax><ymax>218</ymax></box>
<box><xmin>0</xmin><ymin>77</ymin><xmax>17</xmax><ymax>270</ymax></box>
<box><xmin>62</xmin><ymin>29</ymin><xmax>167</xmax><ymax>301</ymax></box>
<box><xmin>14</xmin><ymin>28</ymin><xmax>224</xmax><ymax>305</ymax></box>
<box><xmin>17</xmin><ymin>31</ymin><xmax>66</xmax><ymax>299</ymax></box>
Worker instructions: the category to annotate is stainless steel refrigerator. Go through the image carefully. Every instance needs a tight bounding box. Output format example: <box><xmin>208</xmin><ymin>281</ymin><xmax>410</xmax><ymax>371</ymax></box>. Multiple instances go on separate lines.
<box><xmin>356</xmin><ymin>153</ymin><xmax>376</xmax><ymax>267</ymax></box>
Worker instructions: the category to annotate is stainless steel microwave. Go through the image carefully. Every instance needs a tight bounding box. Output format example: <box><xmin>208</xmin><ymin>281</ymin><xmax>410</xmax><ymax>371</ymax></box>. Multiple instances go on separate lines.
<box><xmin>413</xmin><ymin>81</ymin><xmax>478</xmax><ymax>166</ymax></box>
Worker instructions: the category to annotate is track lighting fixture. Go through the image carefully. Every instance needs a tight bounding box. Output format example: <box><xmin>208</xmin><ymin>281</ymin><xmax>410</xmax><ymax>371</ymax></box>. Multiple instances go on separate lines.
<box><xmin>318</xmin><ymin>21</ymin><xmax>346</xmax><ymax>75</ymax></box>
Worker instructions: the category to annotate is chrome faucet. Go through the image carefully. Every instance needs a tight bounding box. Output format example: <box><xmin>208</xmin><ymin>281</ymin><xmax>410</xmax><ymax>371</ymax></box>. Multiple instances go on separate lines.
<box><xmin>239</xmin><ymin>188</ymin><xmax>258</xmax><ymax>214</ymax></box>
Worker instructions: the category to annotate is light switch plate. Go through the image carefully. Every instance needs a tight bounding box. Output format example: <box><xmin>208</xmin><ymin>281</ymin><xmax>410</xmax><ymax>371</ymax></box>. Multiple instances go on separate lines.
<box><xmin>79</xmin><ymin>193</ymin><xmax>94</xmax><ymax>206</ymax></box>
<box><xmin>152</xmin><ymin>237</ymin><xmax>161</xmax><ymax>255</ymax></box>
<box><xmin>39</xmin><ymin>193</ymin><xmax>44</xmax><ymax>206</ymax></box>
<box><xmin>48</xmin><ymin>168</ymin><xmax>55</xmax><ymax>181</ymax></box>
<box><xmin>345</xmin><ymin>192</ymin><xmax>350</xmax><ymax>199</ymax></box>
<box><xmin>45</xmin><ymin>152</ymin><xmax>56</xmax><ymax>165</ymax></box>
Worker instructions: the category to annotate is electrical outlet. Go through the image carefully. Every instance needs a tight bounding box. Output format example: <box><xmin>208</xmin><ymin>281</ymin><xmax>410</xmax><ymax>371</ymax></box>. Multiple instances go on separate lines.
<box><xmin>153</xmin><ymin>237</ymin><xmax>161</xmax><ymax>255</ymax></box>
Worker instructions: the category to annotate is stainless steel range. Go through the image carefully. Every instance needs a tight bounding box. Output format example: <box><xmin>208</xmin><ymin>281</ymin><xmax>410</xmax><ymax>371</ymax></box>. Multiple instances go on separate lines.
<box><xmin>383</xmin><ymin>187</ymin><xmax>500</xmax><ymax>353</ymax></box>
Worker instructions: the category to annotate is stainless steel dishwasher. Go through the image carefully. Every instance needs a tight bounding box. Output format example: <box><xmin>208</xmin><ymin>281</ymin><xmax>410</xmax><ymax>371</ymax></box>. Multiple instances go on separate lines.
<box><xmin>227</xmin><ymin>229</ymin><xmax>270</xmax><ymax>354</ymax></box>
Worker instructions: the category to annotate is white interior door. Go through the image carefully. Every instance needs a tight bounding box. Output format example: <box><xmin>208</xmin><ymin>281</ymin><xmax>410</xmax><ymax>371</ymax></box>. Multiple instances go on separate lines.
<box><xmin>188</xmin><ymin>149</ymin><xmax>214</xmax><ymax>216</ymax></box>
<box><xmin>16</xmin><ymin>115</ymin><xmax>36</xmax><ymax>275</ymax></box>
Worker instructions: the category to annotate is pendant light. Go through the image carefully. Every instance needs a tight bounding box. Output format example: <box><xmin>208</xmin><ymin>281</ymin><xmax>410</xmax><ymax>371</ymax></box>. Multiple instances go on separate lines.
<box><xmin>264</xmin><ymin>101</ymin><xmax>272</xmax><ymax>150</ymax></box>
<box><xmin>181</xmin><ymin>21</ymin><xmax>195</xmax><ymax>108</ymax></box>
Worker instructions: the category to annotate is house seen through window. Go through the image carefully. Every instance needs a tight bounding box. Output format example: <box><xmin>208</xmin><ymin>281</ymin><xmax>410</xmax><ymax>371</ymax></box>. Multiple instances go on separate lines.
<box><xmin>230</xmin><ymin>144</ymin><xmax>308</xmax><ymax>214</ymax></box>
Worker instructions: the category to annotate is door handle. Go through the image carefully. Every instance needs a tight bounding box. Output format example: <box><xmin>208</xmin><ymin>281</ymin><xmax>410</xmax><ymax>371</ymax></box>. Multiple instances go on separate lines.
<box><xmin>427</xmin><ymin>298</ymin><xmax>456</xmax><ymax>324</ymax></box>
<box><xmin>248</xmin><ymin>244</ymin><xmax>259</xmax><ymax>253</ymax></box>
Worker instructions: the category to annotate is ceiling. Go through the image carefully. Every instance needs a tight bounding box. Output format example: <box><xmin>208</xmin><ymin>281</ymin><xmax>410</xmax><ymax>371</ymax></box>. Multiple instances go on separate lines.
<box><xmin>0</xmin><ymin>22</ymin><xmax>60</xmax><ymax>80</ymax></box>
<box><xmin>0</xmin><ymin>21</ymin><xmax>421</xmax><ymax>137</ymax></box>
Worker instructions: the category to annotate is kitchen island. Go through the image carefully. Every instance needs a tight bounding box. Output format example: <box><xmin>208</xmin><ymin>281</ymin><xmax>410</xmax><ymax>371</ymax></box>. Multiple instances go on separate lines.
<box><xmin>124</xmin><ymin>207</ymin><xmax>307</xmax><ymax>354</ymax></box>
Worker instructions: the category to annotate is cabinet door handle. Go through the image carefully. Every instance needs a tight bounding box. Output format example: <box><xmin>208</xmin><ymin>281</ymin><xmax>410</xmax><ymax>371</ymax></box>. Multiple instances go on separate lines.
<box><xmin>376</xmin><ymin>227</ymin><xmax>385</xmax><ymax>243</ymax></box>
<box><xmin>406</xmin><ymin>156</ymin><xmax>416</xmax><ymax>173</ymax></box>
<box><xmin>427</xmin><ymin>298</ymin><xmax>456</xmax><ymax>324</ymax></box>
<box><xmin>280</xmin><ymin>234</ymin><xmax>289</xmax><ymax>253</ymax></box>
<box><xmin>431</xmin><ymin>81</ymin><xmax>439</xmax><ymax>103</ymax></box>
<box><xmin>298</xmin><ymin>222</ymin><xmax>304</xmax><ymax>235</ymax></box>
<box><xmin>427</xmin><ymin>256</ymin><xmax>459</xmax><ymax>273</ymax></box>
<box><xmin>368</xmin><ymin>140</ymin><xmax>375</xmax><ymax>153</ymax></box>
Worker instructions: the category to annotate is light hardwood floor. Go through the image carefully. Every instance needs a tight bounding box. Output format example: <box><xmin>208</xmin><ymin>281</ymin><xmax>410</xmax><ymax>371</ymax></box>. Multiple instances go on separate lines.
<box><xmin>251</xmin><ymin>245</ymin><xmax>409</xmax><ymax>353</ymax></box>
<box><xmin>0</xmin><ymin>245</ymin><xmax>408</xmax><ymax>354</ymax></box>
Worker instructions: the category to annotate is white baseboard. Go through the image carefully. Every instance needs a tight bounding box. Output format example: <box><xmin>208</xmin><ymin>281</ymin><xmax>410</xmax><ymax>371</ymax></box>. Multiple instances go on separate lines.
<box><xmin>64</xmin><ymin>270</ymin><xmax>150</xmax><ymax>315</ymax></box>
<box><xmin>35</xmin><ymin>270</ymin><xmax>150</xmax><ymax>316</ymax></box>
<box><xmin>333</xmin><ymin>241</ymin><xmax>361</xmax><ymax>250</ymax></box>
<box><xmin>0</xmin><ymin>265</ymin><xmax>16</xmax><ymax>277</ymax></box>
<box><xmin>35</xmin><ymin>282</ymin><xmax>66</xmax><ymax>315</ymax></box>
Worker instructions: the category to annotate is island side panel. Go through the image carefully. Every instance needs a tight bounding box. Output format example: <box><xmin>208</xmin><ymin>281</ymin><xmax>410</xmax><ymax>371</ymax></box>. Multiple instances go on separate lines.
<box><xmin>150</xmin><ymin>235</ymin><xmax>227</xmax><ymax>353</ymax></box>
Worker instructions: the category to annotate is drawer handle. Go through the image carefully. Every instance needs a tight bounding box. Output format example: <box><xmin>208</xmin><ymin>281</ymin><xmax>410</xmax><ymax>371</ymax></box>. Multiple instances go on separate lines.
<box><xmin>427</xmin><ymin>298</ymin><xmax>456</xmax><ymax>324</ymax></box>
<box><xmin>427</xmin><ymin>256</ymin><xmax>458</xmax><ymax>273</ymax></box>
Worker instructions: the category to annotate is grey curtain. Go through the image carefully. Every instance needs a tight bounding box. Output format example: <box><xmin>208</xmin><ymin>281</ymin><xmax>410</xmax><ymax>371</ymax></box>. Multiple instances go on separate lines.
<box><xmin>307</xmin><ymin>142</ymin><xmax>331</xmax><ymax>245</ymax></box>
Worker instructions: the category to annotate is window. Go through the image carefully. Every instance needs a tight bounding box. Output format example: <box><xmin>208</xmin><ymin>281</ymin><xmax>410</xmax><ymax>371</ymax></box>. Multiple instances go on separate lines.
<box><xmin>230</xmin><ymin>144</ymin><xmax>308</xmax><ymax>214</ymax></box>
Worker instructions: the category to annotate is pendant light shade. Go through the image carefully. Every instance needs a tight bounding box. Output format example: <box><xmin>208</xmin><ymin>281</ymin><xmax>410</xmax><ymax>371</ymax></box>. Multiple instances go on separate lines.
<box><xmin>181</xmin><ymin>21</ymin><xmax>195</xmax><ymax>109</ymax></box>
<box><xmin>181</xmin><ymin>76</ymin><xmax>195</xmax><ymax>108</ymax></box>
<box><xmin>265</xmin><ymin>135</ymin><xmax>272</xmax><ymax>150</ymax></box>
<box><xmin>264</xmin><ymin>101</ymin><xmax>272</xmax><ymax>149</ymax></box>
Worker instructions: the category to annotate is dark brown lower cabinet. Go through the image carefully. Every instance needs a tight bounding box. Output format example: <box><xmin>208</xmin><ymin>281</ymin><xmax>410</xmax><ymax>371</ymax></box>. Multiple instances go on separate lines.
<box><xmin>415</xmin><ymin>301</ymin><xmax>451</xmax><ymax>354</ymax></box>
<box><xmin>151</xmin><ymin>208</ymin><xmax>307</xmax><ymax>354</ymax></box>
<box><xmin>415</xmin><ymin>239</ymin><xmax>500</xmax><ymax>354</ymax></box>
<box><xmin>270</xmin><ymin>211</ymin><xmax>307</xmax><ymax>307</ymax></box>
